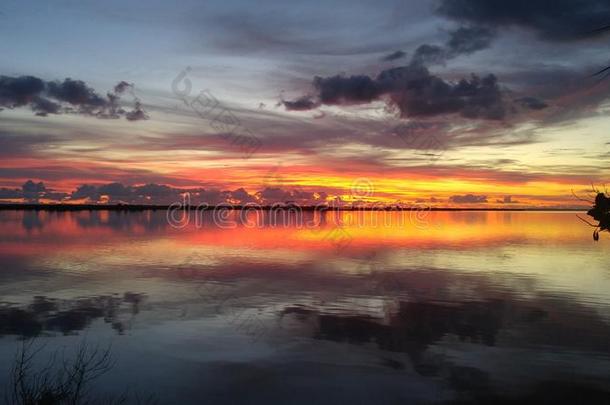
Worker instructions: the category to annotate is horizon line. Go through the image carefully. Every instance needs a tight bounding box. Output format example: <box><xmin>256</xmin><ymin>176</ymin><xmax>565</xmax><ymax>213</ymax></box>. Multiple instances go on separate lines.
<box><xmin>0</xmin><ymin>203</ymin><xmax>588</xmax><ymax>212</ymax></box>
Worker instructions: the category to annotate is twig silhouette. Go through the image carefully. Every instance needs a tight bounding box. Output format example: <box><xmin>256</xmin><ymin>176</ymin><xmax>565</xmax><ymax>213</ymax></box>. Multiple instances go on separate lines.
<box><xmin>580</xmin><ymin>185</ymin><xmax>610</xmax><ymax>241</ymax></box>
<box><xmin>5</xmin><ymin>339</ymin><xmax>158</xmax><ymax>405</ymax></box>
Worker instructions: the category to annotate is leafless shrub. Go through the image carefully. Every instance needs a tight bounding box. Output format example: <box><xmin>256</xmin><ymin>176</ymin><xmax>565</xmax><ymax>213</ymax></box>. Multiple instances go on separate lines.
<box><xmin>574</xmin><ymin>185</ymin><xmax>610</xmax><ymax>241</ymax></box>
<box><xmin>5</xmin><ymin>339</ymin><xmax>157</xmax><ymax>405</ymax></box>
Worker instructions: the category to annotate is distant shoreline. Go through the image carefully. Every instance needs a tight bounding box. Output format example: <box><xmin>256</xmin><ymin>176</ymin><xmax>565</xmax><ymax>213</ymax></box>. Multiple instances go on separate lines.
<box><xmin>0</xmin><ymin>203</ymin><xmax>587</xmax><ymax>212</ymax></box>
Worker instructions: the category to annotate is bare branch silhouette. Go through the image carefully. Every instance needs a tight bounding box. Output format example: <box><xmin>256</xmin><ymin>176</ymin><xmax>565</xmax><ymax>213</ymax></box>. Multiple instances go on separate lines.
<box><xmin>591</xmin><ymin>24</ymin><xmax>610</xmax><ymax>79</ymax></box>
<box><xmin>583</xmin><ymin>188</ymin><xmax>610</xmax><ymax>241</ymax></box>
<box><xmin>571</xmin><ymin>189</ymin><xmax>594</xmax><ymax>204</ymax></box>
<box><xmin>576</xmin><ymin>215</ymin><xmax>599</xmax><ymax>227</ymax></box>
<box><xmin>5</xmin><ymin>339</ymin><xmax>157</xmax><ymax>405</ymax></box>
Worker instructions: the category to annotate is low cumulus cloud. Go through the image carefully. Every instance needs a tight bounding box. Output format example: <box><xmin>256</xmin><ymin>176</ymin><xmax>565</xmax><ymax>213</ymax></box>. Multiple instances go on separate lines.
<box><xmin>0</xmin><ymin>75</ymin><xmax>149</xmax><ymax>120</ymax></box>
<box><xmin>1</xmin><ymin>180</ymin><xmax>332</xmax><ymax>206</ymax></box>
<box><xmin>449</xmin><ymin>194</ymin><xmax>488</xmax><ymax>203</ymax></box>
<box><xmin>71</xmin><ymin>182</ymin><xmax>187</xmax><ymax>204</ymax></box>
<box><xmin>68</xmin><ymin>182</ymin><xmax>328</xmax><ymax>205</ymax></box>
<box><xmin>0</xmin><ymin>180</ymin><xmax>67</xmax><ymax>202</ymax></box>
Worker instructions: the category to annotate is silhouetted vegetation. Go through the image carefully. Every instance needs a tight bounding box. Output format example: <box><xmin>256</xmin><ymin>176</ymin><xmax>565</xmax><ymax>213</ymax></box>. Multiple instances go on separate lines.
<box><xmin>4</xmin><ymin>340</ymin><xmax>157</xmax><ymax>405</ymax></box>
<box><xmin>588</xmin><ymin>192</ymin><xmax>610</xmax><ymax>241</ymax></box>
<box><xmin>577</xmin><ymin>186</ymin><xmax>610</xmax><ymax>241</ymax></box>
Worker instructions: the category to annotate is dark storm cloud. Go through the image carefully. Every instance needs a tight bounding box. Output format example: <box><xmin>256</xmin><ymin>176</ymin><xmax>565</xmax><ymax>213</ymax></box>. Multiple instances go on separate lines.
<box><xmin>0</xmin><ymin>75</ymin><xmax>148</xmax><ymax>120</ymax></box>
<box><xmin>285</xmin><ymin>64</ymin><xmax>510</xmax><ymax>120</ymax></box>
<box><xmin>436</xmin><ymin>0</ymin><xmax>610</xmax><ymax>41</ymax></box>
<box><xmin>381</xmin><ymin>50</ymin><xmax>407</xmax><ymax>62</ymax></box>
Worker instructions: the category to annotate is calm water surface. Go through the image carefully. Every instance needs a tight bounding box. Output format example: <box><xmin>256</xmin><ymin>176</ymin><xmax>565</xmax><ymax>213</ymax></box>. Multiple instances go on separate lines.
<box><xmin>0</xmin><ymin>210</ymin><xmax>609</xmax><ymax>404</ymax></box>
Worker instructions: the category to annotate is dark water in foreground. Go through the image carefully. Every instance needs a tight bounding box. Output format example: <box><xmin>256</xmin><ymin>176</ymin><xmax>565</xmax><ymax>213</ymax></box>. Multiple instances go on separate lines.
<box><xmin>0</xmin><ymin>210</ymin><xmax>609</xmax><ymax>404</ymax></box>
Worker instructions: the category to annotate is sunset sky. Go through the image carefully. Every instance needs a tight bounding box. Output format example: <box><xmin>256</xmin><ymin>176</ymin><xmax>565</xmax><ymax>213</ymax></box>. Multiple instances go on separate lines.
<box><xmin>1</xmin><ymin>0</ymin><xmax>609</xmax><ymax>207</ymax></box>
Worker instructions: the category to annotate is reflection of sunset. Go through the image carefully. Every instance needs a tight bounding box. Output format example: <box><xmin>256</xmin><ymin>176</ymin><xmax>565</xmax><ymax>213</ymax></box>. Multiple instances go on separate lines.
<box><xmin>1</xmin><ymin>209</ymin><xmax>609</xmax><ymax>312</ymax></box>
<box><xmin>1</xmin><ymin>210</ymin><xmax>603</xmax><ymax>256</ymax></box>
<box><xmin>1</xmin><ymin>208</ymin><xmax>609</xmax><ymax>405</ymax></box>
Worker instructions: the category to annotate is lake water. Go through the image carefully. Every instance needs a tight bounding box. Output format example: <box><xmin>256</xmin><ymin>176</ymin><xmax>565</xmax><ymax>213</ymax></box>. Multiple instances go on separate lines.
<box><xmin>0</xmin><ymin>210</ymin><xmax>609</xmax><ymax>404</ymax></box>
